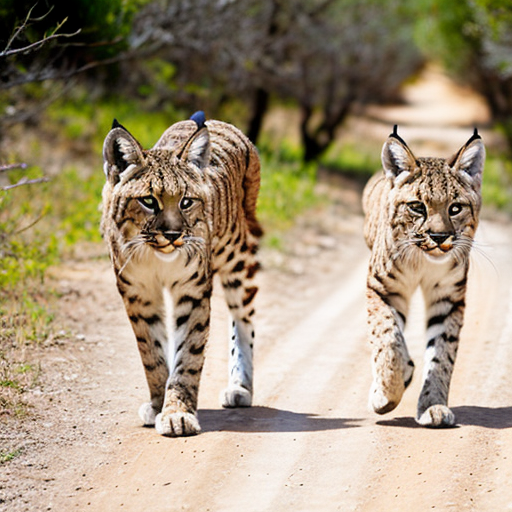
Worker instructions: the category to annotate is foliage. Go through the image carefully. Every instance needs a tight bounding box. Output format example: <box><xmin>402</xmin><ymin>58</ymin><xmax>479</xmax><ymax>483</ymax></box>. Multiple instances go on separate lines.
<box><xmin>0</xmin><ymin>169</ymin><xmax>58</xmax><ymax>290</ymax></box>
<box><xmin>0</xmin><ymin>171</ymin><xmax>56</xmax><ymax>416</ymax></box>
<box><xmin>0</xmin><ymin>0</ymin><xmax>142</xmax><ymax>65</ymax></box>
<box><xmin>481</xmin><ymin>153</ymin><xmax>512</xmax><ymax>210</ymax></box>
<box><xmin>258</xmin><ymin>150</ymin><xmax>319</xmax><ymax>237</ymax></box>
<box><xmin>321</xmin><ymin>142</ymin><xmax>381</xmax><ymax>178</ymax></box>
<box><xmin>414</xmin><ymin>0</ymin><xmax>512</xmax><ymax>148</ymax></box>
<box><xmin>49</xmin><ymin>91</ymin><xmax>186</xmax><ymax>150</ymax></box>
<box><xmin>128</xmin><ymin>0</ymin><xmax>424</xmax><ymax>161</ymax></box>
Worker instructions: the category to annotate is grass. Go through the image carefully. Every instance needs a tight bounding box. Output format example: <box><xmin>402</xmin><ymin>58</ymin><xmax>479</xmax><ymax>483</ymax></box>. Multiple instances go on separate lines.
<box><xmin>0</xmin><ymin>448</ymin><xmax>23</xmax><ymax>464</ymax></box>
<box><xmin>481</xmin><ymin>154</ymin><xmax>512</xmax><ymax>212</ymax></box>
<box><xmin>320</xmin><ymin>140</ymin><xmax>381</xmax><ymax>178</ymax></box>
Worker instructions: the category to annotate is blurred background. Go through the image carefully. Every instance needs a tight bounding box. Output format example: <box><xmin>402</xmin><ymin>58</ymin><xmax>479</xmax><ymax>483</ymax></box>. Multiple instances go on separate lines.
<box><xmin>1</xmin><ymin>0</ymin><xmax>512</xmax><ymax>411</ymax></box>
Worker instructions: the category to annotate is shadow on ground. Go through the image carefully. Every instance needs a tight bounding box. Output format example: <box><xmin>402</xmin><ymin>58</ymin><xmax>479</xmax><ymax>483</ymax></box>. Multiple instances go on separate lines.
<box><xmin>375</xmin><ymin>405</ymin><xmax>512</xmax><ymax>429</ymax></box>
<box><xmin>198</xmin><ymin>406</ymin><xmax>364</xmax><ymax>433</ymax></box>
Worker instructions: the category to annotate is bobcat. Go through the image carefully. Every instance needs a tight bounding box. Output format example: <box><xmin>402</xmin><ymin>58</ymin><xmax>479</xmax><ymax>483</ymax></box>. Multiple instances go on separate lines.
<box><xmin>101</xmin><ymin>112</ymin><xmax>262</xmax><ymax>436</ymax></box>
<box><xmin>363</xmin><ymin>126</ymin><xmax>485</xmax><ymax>427</ymax></box>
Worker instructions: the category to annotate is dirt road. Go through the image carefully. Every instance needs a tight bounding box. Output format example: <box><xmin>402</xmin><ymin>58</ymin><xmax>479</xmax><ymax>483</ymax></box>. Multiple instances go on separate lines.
<box><xmin>80</xmin><ymin>217</ymin><xmax>512</xmax><ymax>511</ymax></box>
<box><xmin>3</xmin><ymin>68</ymin><xmax>512</xmax><ymax>511</ymax></box>
<box><xmin>5</xmin><ymin>193</ymin><xmax>512</xmax><ymax>512</ymax></box>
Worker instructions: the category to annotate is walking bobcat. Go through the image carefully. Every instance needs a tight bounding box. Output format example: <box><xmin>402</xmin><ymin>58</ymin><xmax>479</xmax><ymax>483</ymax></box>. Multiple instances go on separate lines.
<box><xmin>101</xmin><ymin>112</ymin><xmax>262</xmax><ymax>436</ymax></box>
<box><xmin>363</xmin><ymin>126</ymin><xmax>485</xmax><ymax>427</ymax></box>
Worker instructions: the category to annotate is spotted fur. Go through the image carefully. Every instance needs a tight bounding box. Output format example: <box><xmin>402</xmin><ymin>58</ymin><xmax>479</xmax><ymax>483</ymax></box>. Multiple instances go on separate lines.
<box><xmin>363</xmin><ymin>127</ymin><xmax>485</xmax><ymax>427</ymax></box>
<box><xmin>101</xmin><ymin>112</ymin><xmax>262</xmax><ymax>436</ymax></box>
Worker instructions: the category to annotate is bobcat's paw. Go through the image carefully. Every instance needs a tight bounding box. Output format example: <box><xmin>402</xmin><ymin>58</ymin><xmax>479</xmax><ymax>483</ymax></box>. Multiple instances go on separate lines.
<box><xmin>138</xmin><ymin>402</ymin><xmax>159</xmax><ymax>426</ymax></box>
<box><xmin>155</xmin><ymin>411</ymin><xmax>201</xmax><ymax>437</ymax></box>
<box><xmin>416</xmin><ymin>405</ymin><xmax>456</xmax><ymax>428</ymax></box>
<box><xmin>221</xmin><ymin>385</ymin><xmax>252</xmax><ymax>408</ymax></box>
<box><xmin>369</xmin><ymin>380</ymin><xmax>403</xmax><ymax>415</ymax></box>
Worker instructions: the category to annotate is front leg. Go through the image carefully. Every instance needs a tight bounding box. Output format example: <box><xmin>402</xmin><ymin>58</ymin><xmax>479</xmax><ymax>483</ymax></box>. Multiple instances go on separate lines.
<box><xmin>117</xmin><ymin>277</ymin><xmax>169</xmax><ymax>428</ymax></box>
<box><xmin>155</xmin><ymin>276</ymin><xmax>212</xmax><ymax>437</ymax></box>
<box><xmin>417</xmin><ymin>279</ymin><xmax>466</xmax><ymax>428</ymax></box>
<box><xmin>367</xmin><ymin>280</ymin><xmax>414</xmax><ymax>415</ymax></box>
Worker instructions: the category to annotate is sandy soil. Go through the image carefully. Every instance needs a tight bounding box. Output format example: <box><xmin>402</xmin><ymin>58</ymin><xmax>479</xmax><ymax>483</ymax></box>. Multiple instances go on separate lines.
<box><xmin>2</xmin><ymin>67</ymin><xmax>512</xmax><ymax>512</ymax></box>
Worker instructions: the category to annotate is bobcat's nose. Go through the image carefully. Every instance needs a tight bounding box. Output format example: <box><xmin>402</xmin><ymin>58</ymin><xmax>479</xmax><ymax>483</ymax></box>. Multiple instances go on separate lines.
<box><xmin>162</xmin><ymin>231</ymin><xmax>183</xmax><ymax>243</ymax></box>
<box><xmin>429</xmin><ymin>233</ymin><xmax>451</xmax><ymax>245</ymax></box>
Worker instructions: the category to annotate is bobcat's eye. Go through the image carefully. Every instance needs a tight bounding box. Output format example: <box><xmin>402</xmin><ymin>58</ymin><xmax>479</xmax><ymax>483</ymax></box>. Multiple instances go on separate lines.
<box><xmin>448</xmin><ymin>203</ymin><xmax>463</xmax><ymax>216</ymax></box>
<box><xmin>138</xmin><ymin>196</ymin><xmax>160</xmax><ymax>213</ymax></box>
<box><xmin>180</xmin><ymin>197</ymin><xmax>195</xmax><ymax>210</ymax></box>
<box><xmin>407</xmin><ymin>201</ymin><xmax>427</xmax><ymax>216</ymax></box>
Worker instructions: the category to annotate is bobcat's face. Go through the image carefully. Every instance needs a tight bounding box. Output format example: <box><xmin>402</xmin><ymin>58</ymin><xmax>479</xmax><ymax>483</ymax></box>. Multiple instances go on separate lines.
<box><xmin>391</xmin><ymin>159</ymin><xmax>480</xmax><ymax>262</ymax></box>
<box><xmin>102</xmin><ymin>122</ymin><xmax>211</xmax><ymax>262</ymax></box>
<box><xmin>382</xmin><ymin>128</ymin><xmax>485</xmax><ymax>264</ymax></box>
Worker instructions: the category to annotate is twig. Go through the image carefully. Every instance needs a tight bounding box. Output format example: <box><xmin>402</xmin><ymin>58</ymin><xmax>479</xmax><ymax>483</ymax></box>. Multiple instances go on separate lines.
<box><xmin>3</xmin><ymin>3</ymin><xmax>39</xmax><ymax>54</ymax></box>
<box><xmin>0</xmin><ymin>29</ymin><xmax>82</xmax><ymax>58</ymax></box>
<box><xmin>0</xmin><ymin>163</ymin><xmax>28</xmax><ymax>173</ymax></box>
<box><xmin>13</xmin><ymin>213</ymin><xmax>45</xmax><ymax>234</ymax></box>
<box><xmin>0</xmin><ymin>44</ymin><xmax>161</xmax><ymax>89</ymax></box>
<box><xmin>1</xmin><ymin>4</ymin><xmax>81</xmax><ymax>59</ymax></box>
<box><xmin>1</xmin><ymin>177</ymin><xmax>50</xmax><ymax>191</ymax></box>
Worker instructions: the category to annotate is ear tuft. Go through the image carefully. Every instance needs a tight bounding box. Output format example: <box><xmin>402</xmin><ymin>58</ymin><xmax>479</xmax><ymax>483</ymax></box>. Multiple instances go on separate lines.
<box><xmin>389</xmin><ymin>124</ymin><xmax>409</xmax><ymax>147</ymax></box>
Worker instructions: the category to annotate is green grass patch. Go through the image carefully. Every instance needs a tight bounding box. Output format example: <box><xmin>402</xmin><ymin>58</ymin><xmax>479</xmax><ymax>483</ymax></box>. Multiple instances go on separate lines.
<box><xmin>320</xmin><ymin>140</ymin><xmax>380</xmax><ymax>178</ymax></box>
<box><xmin>482</xmin><ymin>155</ymin><xmax>512</xmax><ymax>212</ymax></box>
<box><xmin>49</xmin><ymin>92</ymin><xmax>187</xmax><ymax>153</ymax></box>
<box><xmin>0</xmin><ymin>347</ymin><xmax>41</xmax><ymax>418</ymax></box>
<box><xmin>258</xmin><ymin>150</ymin><xmax>320</xmax><ymax>245</ymax></box>
<box><xmin>49</xmin><ymin>167</ymin><xmax>105</xmax><ymax>247</ymax></box>
<box><xmin>0</xmin><ymin>448</ymin><xmax>23</xmax><ymax>464</ymax></box>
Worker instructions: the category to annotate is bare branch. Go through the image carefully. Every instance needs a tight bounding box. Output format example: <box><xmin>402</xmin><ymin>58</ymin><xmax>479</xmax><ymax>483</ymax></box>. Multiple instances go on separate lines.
<box><xmin>0</xmin><ymin>44</ymin><xmax>160</xmax><ymax>90</ymax></box>
<box><xmin>1</xmin><ymin>177</ymin><xmax>50</xmax><ymax>191</ymax></box>
<box><xmin>3</xmin><ymin>3</ymin><xmax>40</xmax><ymax>54</ymax></box>
<box><xmin>0</xmin><ymin>163</ymin><xmax>28</xmax><ymax>173</ymax></box>
<box><xmin>13</xmin><ymin>213</ymin><xmax>45</xmax><ymax>234</ymax></box>
<box><xmin>0</xmin><ymin>28</ymin><xmax>82</xmax><ymax>58</ymax></box>
<box><xmin>1</xmin><ymin>4</ymin><xmax>81</xmax><ymax>60</ymax></box>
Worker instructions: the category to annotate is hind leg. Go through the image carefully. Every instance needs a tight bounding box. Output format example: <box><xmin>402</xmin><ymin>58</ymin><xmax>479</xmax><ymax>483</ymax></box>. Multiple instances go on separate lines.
<box><xmin>220</xmin><ymin>317</ymin><xmax>255</xmax><ymax>407</ymax></box>
<box><xmin>219</xmin><ymin>243</ymin><xmax>260</xmax><ymax>408</ymax></box>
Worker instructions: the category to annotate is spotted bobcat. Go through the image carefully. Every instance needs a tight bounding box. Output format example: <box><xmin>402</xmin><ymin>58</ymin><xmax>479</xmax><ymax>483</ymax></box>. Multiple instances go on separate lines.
<box><xmin>101</xmin><ymin>112</ymin><xmax>262</xmax><ymax>436</ymax></box>
<box><xmin>363</xmin><ymin>126</ymin><xmax>485</xmax><ymax>427</ymax></box>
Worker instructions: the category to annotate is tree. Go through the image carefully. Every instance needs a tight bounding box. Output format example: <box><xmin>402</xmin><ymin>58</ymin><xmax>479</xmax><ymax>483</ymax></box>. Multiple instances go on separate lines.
<box><xmin>0</xmin><ymin>1</ymin><xmax>148</xmax><ymax>136</ymax></box>
<box><xmin>416</xmin><ymin>0</ymin><xmax>512</xmax><ymax>149</ymax></box>
<box><xmin>129</xmin><ymin>0</ymin><xmax>424</xmax><ymax>161</ymax></box>
<box><xmin>265</xmin><ymin>0</ymin><xmax>424</xmax><ymax>161</ymax></box>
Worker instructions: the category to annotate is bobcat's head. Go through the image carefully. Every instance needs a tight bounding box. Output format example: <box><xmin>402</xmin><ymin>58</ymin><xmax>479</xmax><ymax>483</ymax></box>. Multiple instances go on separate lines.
<box><xmin>102</xmin><ymin>116</ymin><xmax>211</xmax><ymax>263</ymax></box>
<box><xmin>382</xmin><ymin>127</ymin><xmax>485</xmax><ymax>263</ymax></box>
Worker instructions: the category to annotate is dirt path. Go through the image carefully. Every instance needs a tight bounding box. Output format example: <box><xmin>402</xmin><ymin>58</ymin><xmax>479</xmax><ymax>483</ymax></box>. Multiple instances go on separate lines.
<box><xmin>3</xmin><ymin>68</ymin><xmax>512</xmax><ymax>512</ymax></box>
<box><xmin>44</xmin><ymin>215</ymin><xmax>512</xmax><ymax>512</ymax></box>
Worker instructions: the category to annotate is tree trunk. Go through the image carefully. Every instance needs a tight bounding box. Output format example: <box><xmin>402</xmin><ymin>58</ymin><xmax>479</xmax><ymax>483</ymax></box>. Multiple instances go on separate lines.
<box><xmin>300</xmin><ymin>102</ymin><xmax>351</xmax><ymax>162</ymax></box>
<box><xmin>246</xmin><ymin>87</ymin><xmax>269</xmax><ymax>144</ymax></box>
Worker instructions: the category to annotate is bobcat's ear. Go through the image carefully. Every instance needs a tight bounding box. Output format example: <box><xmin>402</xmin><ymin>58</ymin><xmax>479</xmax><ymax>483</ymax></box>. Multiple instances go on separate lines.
<box><xmin>381</xmin><ymin>125</ymin><xmax>418</xmax><ymax>185</ymax></box>
<box><xmin>449</xmin><ymin>128</ymin><xmax>485</xmax><ymax>187</ymax></box>
<box><xmin>178</xmin><ymin>126</ymin><xmax>210</xmax><ymax>169</ymax></box>
<box><xmin>103</xmin><ymin>120</ymin><xmax>145</xmax><ymax>185</ymax></box>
